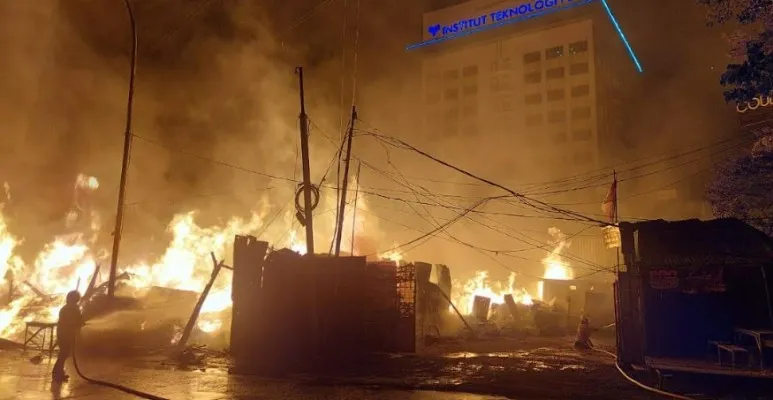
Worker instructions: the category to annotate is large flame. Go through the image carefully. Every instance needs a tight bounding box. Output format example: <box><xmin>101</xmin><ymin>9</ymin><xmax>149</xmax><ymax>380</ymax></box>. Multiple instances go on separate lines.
<box><xmin>542</xmin><ymin>227</ymin><xmax>573</xmax><ymax>281</ymax></box>
<box><xmin>452</xmin><ymin>271</ymin><xmax>533</xmax><ymax>315</ymax></box>
<box><xmin>0</xmin><ymin>172</ymin><xmax>380</xmax><ymax>341</ymax></box>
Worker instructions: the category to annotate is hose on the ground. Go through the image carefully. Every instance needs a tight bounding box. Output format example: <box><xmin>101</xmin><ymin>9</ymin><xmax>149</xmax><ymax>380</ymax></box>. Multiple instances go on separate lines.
<box><xmin>71</xmin><ymin>347</ymin><xmax>169</xmax><ymax>400</ymax></box>
<box><xmin>592</xmin><ymin>347</ymin><xmax>695</xmax><ymax>400</ymax></box>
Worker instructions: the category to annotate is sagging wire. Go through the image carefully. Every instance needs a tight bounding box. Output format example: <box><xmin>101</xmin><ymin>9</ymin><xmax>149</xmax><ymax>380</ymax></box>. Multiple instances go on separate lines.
<box><xmin>360</xmin><ymin>131</ymin><xmax>610</xmax><ymax>225</ymax></box>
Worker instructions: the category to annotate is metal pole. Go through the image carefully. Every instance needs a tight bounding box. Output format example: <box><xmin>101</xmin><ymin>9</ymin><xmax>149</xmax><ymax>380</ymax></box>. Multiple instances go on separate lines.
<box><xmin>107</xmin><ymin>0</ymin><xmax>137</xmax><ymax>299</ymax></box>
<box><xmin>334</xmin><ymin>106</ymin><xmax>356</xmax><ymax>256</ymax></box>
<box><xmin>350</xmin><ymin>161</ymin><xmax>361</xmax><ymax>255</ymax></box>
<box><xmin>296</xmin><ymin>67</ymin><xmax>315</xmax><ymax>256</ymax></box>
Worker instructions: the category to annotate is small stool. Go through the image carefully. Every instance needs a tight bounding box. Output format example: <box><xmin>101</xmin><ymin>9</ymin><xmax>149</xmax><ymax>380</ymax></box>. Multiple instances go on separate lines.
<box><xmin>23</xmin><ymin>321</ymin><xmax>57</xmax><ymax>357</ymax></box>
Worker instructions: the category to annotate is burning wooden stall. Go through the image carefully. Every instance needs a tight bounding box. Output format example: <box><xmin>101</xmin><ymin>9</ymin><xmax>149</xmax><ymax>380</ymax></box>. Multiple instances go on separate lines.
<box><xmin>615</xmin><ymin>218</ymin><xmax>773</xmax><ymax>366</ymax></box>
<box><xmin>540</xmin><ymin>278</ymin><xmax>614</xmax><ymax>324</ymax></box>
<box><xmin>230</xmin><ymin>235</ymin><xmax>417</xmax><ymax>373</ymax></box>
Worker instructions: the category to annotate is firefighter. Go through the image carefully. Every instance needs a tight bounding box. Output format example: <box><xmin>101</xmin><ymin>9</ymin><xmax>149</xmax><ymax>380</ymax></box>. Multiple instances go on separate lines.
<box><xmin>52</xmin><ymin>290</ymin><xmax>84</xmax><ymax>382</ymax></box>
<box><xmin>574</xmin><ymin>315</ymin><xmax>594</xmax><ymax>350</ymax></box>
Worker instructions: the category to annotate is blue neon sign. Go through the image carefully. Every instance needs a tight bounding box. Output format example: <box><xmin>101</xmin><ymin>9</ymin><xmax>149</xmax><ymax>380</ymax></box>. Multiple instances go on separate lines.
<box><xmin>407</xmin><ymin>0</ymin><xmax>643</xmax><ymax>73</ymax></box>
<box><xmin>427</xmin><ymin>0</ymin><xmax>580</xmax><ymax>40</ymax></box>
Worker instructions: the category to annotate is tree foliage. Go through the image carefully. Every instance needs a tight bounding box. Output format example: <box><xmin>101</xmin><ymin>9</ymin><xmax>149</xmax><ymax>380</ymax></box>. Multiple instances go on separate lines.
<box><xmin>707</xmin><ymin>144</ymin><xmax>773</xmax><ymax>235</ymax></box>
<box><xmin>697</xmin><ymin>0</ymin><xmax>773</xmax><ymax>102</ymax></box>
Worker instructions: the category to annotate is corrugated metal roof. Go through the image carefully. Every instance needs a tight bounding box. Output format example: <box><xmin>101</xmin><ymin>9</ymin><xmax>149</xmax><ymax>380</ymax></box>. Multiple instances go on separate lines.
<box><xmin>619</xmin><ymin>218</ymin><xmax>773</xmax><ymax>268</ymax></box>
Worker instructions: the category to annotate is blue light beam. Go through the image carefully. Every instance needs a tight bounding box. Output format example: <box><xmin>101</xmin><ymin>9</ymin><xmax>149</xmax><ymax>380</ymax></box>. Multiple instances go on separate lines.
<box><xmin>600</xmin><ymin>0</ymin><xmax>643</xmax><ymax>73</ymax></box>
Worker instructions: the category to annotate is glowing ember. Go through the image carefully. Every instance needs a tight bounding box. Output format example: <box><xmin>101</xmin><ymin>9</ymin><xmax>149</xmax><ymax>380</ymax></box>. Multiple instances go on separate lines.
<box><xmin>452</xmin><ymin>271</ymin><xmax>533</xmax><ymax>315</ymax></box>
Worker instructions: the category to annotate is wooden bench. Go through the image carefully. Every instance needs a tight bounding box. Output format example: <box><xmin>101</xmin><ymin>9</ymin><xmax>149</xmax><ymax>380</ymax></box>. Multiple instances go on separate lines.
<box><xmin>708</xmin><ymin>340</ymin><xmax>730</xmax><ymax>353</ymax></box>
<box><xmin>717</xmin><ymin>344</ymin><xmax>751</xmax><ymax>368</ymax></box>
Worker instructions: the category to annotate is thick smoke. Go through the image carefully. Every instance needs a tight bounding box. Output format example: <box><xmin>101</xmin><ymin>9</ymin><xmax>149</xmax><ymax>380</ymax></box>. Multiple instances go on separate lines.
<box><xmin>0</xmin><ymin>0</ymin><xmax>749</xmax><ymax>289</ymax></box>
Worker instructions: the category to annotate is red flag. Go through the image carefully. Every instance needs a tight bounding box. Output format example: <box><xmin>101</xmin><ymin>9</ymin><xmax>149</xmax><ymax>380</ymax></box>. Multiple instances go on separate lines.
<box><xmin>601</xmin><ymin>178</ymin><xmax>617</xmax><ymax>223</ymax></box>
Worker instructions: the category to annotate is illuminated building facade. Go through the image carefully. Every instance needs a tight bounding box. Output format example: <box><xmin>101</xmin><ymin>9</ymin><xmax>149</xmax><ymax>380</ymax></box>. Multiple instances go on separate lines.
<box><xmin>416</xmin><ymin>0</ymin><xmax>640</xmax><ymax>184</ymax></box>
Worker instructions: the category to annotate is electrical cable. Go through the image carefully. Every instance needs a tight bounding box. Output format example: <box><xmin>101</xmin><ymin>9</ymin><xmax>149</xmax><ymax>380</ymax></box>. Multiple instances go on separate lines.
<box><xmin>354</xmin><ymin>119</ymin><xmax>751</xmax><ymax>192</ymax></box>
<box><xmin>591</xmin><ymin>347</ymin><xmax>695</xmax><ymax>400</ymax></box>
<box><xmin>71</xmin><ymin>347</ymin><xmax>169</xmax><ymax>400</ymax></box>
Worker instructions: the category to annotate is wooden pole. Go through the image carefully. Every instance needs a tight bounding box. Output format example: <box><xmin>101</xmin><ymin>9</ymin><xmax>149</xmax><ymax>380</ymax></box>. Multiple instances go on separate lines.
<box><xmin>81</xmin><ymin>264</ymin><xmax>101</xmax><ymax>306</ymax></box>
<box><xmin>334</xmin><ymin>106</ymin><xmax>357</xmax><ymax>256</ymax></box>
<box><xmin>436</xmin><ymin>285</ymin><xmax>475</xmax><ymax>335</ymax></box>
<box><xmin>350</xmin><ymin>161</ymin><xmax>361</xmax><ymax>255</ymax></box>
<box><xmin>176</xmin><ymin>252</ymin><xmax>223</xmax><ymax>351</ymax></box>
<box><xmin>296</xmin><ymin>67</ymin><xmax>315</xmax><ymax>256</ymax></box>
<box><xmin>108</xmin><ymin>0</ymin><xmax>138</xmax><ymax>299</ymax></box>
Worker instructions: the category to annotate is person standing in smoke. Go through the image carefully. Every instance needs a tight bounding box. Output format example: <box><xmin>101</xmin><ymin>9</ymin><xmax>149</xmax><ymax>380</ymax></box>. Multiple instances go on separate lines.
<box><xmin>574</xmin><ymin>315</ymin><xmax>594</xmax><ymax>350</ymax></box>
<box><xmin>52</xmin><ymin>291</ymin><xmax>85</xmax><ymax>382</ymax></box>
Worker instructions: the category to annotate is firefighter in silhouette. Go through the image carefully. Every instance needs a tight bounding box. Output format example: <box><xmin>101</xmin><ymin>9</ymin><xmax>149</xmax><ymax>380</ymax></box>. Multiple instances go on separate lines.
<box><xmin>574</xmin><ymin>315</ymin><xmax>594</xmax><ymax>350</ymax></box>
<box><xmin>52</xmin><ymin>290</ymin><xmax>84</xmax><ymax>382</ymax></box>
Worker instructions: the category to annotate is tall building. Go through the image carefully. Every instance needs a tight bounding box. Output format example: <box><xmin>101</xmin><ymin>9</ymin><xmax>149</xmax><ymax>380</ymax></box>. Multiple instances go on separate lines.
<box><xmin>417</xmin><ymin>0</ymin><xmax>640</xmax><ymax>192</ymax></box>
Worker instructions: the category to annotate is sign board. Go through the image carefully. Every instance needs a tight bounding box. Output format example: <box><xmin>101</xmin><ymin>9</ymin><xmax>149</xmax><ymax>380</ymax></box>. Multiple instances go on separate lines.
<box><xmin>736</xmin><ymin>95</ymin><xmax>773</xmax><ymax>114</ymax></box>
<box><xmin>649</xmin><ymin>270</ymin><xmax>679</xmax><ymax>290</ymax></box>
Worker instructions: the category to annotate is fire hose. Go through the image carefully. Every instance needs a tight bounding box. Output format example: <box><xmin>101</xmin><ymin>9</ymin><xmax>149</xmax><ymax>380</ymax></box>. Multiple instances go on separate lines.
<box><xmin>592</xmin><ymin>347</ymin><xmax>695</xmax><ymax>400</ymax></box>
<box><xmin>71</xmin><ymin>346</ymin><xmax>169</xmax><ymax>400</ymax></box>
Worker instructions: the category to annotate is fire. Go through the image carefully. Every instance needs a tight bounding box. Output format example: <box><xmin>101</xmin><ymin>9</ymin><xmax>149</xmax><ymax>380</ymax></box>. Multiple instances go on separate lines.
<box><xmin>542</xmin><ymin>227</ymin><xmax>573</xmax><ymax>281</ymax></box>
<box><xmin>0</xmin><ymin>171</ymin><xmax>387</xmax><ymax>343</ymax></box>
<box><xmin>287</xmin><ymin>230</ymin><xmax>307</xmax><ymax>255</ymax></box>
<box><xmin>379</xmin><ymin>244</ymin><xmax>403</xmax><ymax>263</ymax></box>
<box><xmin>452</xmin><ymin>271</ymin><xmax>533</xmax><ymax>315</ymax></box>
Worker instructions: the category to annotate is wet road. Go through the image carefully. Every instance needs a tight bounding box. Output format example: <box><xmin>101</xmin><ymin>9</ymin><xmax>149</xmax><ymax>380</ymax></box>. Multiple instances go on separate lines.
<box><xmin>1</xmin><ymin>336</ymin><xmax>658</xmax><ymax>400</ymax></box>
<box><xmin>0</xmin><ymin>351</ymin><xmax>508</xmax><ymax>400</ymax></box>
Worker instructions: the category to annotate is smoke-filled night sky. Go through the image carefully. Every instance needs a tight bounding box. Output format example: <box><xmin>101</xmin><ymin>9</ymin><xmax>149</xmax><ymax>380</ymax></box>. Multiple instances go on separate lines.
<box><xmin>0</xmin><ymin>0</ymin><xmax>744</xmax><ymax>284</ymax></box>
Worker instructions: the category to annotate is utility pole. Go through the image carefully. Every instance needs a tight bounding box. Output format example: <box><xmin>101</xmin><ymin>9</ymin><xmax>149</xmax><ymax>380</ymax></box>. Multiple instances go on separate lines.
<box><xmin>296</xmin><ymin>67</ymin><xmax>315</xmax><ymax>256</ymax></box>
<box><xmin>350</xmin><ymin>161</ymin><xmax>362</xmax><ymax>255</ymax></box>
<box><xmin>108</xmin><ymin>0</ymin><xmax>137</xmax><ymax>299</ymax></box>
<box><xmin>334</xmin><ymin>106</ymin><xmax>357</xmax><ymax>256</ymax></box>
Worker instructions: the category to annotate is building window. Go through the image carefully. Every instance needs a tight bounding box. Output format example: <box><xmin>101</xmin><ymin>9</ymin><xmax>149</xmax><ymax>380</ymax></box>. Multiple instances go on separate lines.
<box><xmin>443</xmin><ymin>70</ymin><xmax>459</xmax><ymax>80</ymax></box>
<box><xmin>569</xmin><ymin>40</ymin><xmax>588</xmax><ymax>55</ymax></box>
<box><xmin>444</xmin><ymin>88</ymin><xmax>459</xmax><ymax>100</ymax></box>
<box><xmin>525</xmin><ymin>93</ymin><xmax>542</xmax><ymax>105</ymax></box>
<box><xmin>547</xmin><ymin>89</ymin><xmax>565</xmax><ymax>101</ymax></box>
<box><xmin>426</xmin><ymin>72</ymin><xmax>441</xmax><ymax>85</ymax></box>
<box><xmin>545</xmin><ymin>46</ymin><xmax>564</xmax><ymax>60</ymax></box>
<box><xmin>502</xmin><ymin>100</ymin><xmax>514</xmax><ymax>112</ymax></box>
<box><xmin>462</xmin><ymin>104</ymin><xmax>478</xmax><ymax>117</ymax></box>
<box><xmin>546</xmin><ymin>67</ymin><xmax>565</xmax><ymax>80</ymax></box>
<box><xmin>573</xmin><ymin>129</ymin><xmax>592</xmax><ymax>141</ymax></box>
<box><xmin>524</xmin><ymin>71</ymin><xmax>541</xmax><ymax>84</ymax></box>
<box><xmin>426</xmin><ymin>92</ymin><xmax>441</xmax><ymax>104</ymax></box>
<box><xmin>462</xmin><ymin>85</ymin><xmax>478</xmax><ymax>96</ymax></box>
<box><xmin>492</xmin><ymin>57</ymin><xmax>515</xmax><ymax>72</ymax></box>
<box><xmin>445</xmin><ymin>108</ymin><xmax>459</xmax><ymax>120</ymax></box>
<box><xmin>552</xmin><ymin>131</ymin><xmax>567</xmax><ymax>143</ymax></box>
<box><xmin>525</xmin><ymin>114</ymin><xmax>543</xmax><ymax>126</ymax></box>
<box><xmin>572</xmin><ymin>106</ymin><xmax>592</xmax><ymax>120</ymax></box>
<box><xmin>547</xmin><ymin>110</ymin><xmax>566</xmax><ymax>124</ymax></box>
<box><xmin>574</xmin><ymin>151</ymin><xmax>594</xmax><ymax>165</ymax></box>
<box><xmin>523</xmin><ymin>51</ymin><xmax>541</xmax><ymax>64</ymax></box>
<box><xmin>570</xmin><ymin>62</ymin><xmax>590</xmax><ymax>75</ymax></box>
<box><xmin>571</xmin><ymin>84</ymin><xmax>590</xmax><ymax>97</ymax></box>
<box><xmin>462</xmin><ymin>65</ymin><xmax>479</xmax><ymax>78</ymax></box>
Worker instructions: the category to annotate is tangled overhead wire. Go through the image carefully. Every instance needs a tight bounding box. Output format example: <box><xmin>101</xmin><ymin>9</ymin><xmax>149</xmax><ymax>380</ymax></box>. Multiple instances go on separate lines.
<box><xmin>294</xmin><ymin>182</ymin><xmax>320</xmax><ymax>226</ymax></box>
